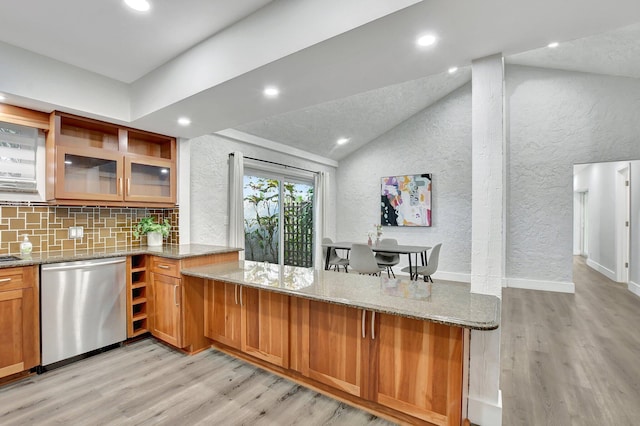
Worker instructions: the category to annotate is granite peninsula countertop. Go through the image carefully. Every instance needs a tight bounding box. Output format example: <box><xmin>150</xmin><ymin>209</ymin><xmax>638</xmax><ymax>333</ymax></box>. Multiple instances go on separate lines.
<box><xmin>0</xmin><ymin>244</ymin><xmax>242</xmax><ymax>268</ymax></box>
<box><xmin>181</xmin><ymin>260</ymin><xmax>501</xmax><ymax>330</ymax></box>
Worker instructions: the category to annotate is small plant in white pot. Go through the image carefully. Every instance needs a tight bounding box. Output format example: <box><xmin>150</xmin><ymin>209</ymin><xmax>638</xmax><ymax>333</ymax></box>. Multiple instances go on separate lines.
<box><xmin>133</xmin><ymin>216</ymin><xmax>171</xmax><ymax>247</ymax></box>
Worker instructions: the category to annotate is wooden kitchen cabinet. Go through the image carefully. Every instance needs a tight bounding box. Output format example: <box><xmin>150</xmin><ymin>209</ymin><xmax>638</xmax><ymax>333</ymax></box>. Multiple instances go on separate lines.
<box><xmin>242</xmin><ymin>287</ymin><xmax>289</xmax><ymax>368</ymax></box>
<box><xmin>0</xmin><ymin>266</ymin><xmax>39</xmax><ymax>380</ymax></box>
<box><xmin>150</xmin><ymin>272</ymin><xmax>182</xmax><ymax>348</ymax></box>
<box><xmin>204</xmin><ymin>280</ymin><xmax>242</xmax><ymax>350</ymax></box>
<box><xmin>290</xmin><ymin>300</ymin><xmax>463</xmax><ymax>426</ymax></box>
<box><xmin>375</xmin><ymin>314</ymin><xmax>463</xmax><ymax>426</ymax></box>
<box><xmin>302</xmin><ymin>300</ymin><xmax>364</xmax><ymax>397</ymax></box>
<box><xmin>148</xmin><ymin>252</ymin><xmax>238</xmax><ymax>353</ymax></box>
<box><xmin>46</xmin><ymin>111</ymin><xmax>176</xmax><ymax>206</ymax></box>
<box><xmin>205</xmin><ymin>283</ymin><xmax>290</xmax><ymax>367</ymax></box>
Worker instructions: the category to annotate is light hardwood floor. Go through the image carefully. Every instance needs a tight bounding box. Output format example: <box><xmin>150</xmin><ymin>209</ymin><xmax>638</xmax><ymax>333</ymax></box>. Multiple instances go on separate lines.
<box><xmin>501</xmin><ymin>256</ymin><xmax>640</xmax><ymax>425</ymax></box>
<box><xmin>0</xmin><ymin>340</ymin><xmax>393</xmax><ymax>425</ymax></box>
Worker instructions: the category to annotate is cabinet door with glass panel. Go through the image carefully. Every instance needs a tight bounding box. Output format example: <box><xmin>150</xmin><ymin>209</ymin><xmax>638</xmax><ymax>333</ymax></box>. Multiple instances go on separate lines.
<box><xmin>124</xmin><ymin>156</ymin><xmax>175</xmax><ymax>204</ymax></box>
<box><xmin>55</xmin><ymin>145</ymin><xmax>124</xmax><ymax>202</ymax></box>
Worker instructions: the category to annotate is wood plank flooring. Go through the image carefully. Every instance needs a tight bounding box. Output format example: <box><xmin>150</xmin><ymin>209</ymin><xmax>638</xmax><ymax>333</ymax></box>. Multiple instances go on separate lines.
<box><xmin>0</xmin><ymin>340</ymin><xmax>393</xmax><ymax>425</ymax></box>
<box><xmin>501</xmin><ymin>256</ymin><xmax>640</xmax><ymax>425</ymax></box>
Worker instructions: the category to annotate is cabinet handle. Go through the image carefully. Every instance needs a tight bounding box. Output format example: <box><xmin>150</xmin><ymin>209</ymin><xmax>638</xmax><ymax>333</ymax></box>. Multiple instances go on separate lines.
<box><xmin>0</xmin><ymin>277</ymin><xmax>11</xmax><ymax>283</ymax></box>
<box><xmin>157</xmin><ymin>265</ymin><xmax>170</xmax><ymax>269</ymax></box>
<box><xmin>127</xmin><ymin>178</ymin><xmax>131</xmax><ymax>196</ymax></box>
<box><xmin>118</xmin><ymin>177</ymin><xmax>123</xmax><ymax>195</ymax></box>
<box><xmin>234</xmin><ymin>284</ymin><xmax>238</xmax><ymax>305</ymax></box>
<box><xmin>239</xmin><ymin>286</ymin><xmax>243</xmax><ymax>306</ymax></box>
<box><xmin>174</xmin><ymin>284</ymin><xmax>179</xmax><ymax>306</ymax></box>
<box><xmin>371</xmin><ymin>311</ymin><xmax>376</xmax><ymax>340</ymax></box>
<box><xmin>361</xmin><ymin>309</ymin><xmax>366</xmax><ymax>338</ymax></box>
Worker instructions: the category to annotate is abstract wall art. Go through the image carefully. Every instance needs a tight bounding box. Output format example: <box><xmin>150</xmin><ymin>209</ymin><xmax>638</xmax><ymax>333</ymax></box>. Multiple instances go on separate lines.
<box><xmin>381</xmin><ymin>174</ymin><xmax>432</xmax><ymax>227</ymax></box>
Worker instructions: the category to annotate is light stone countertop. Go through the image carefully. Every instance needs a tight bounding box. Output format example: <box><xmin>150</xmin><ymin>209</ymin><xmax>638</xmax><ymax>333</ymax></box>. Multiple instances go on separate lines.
<box><xmin>0</xmin><ymin>244</ymin><xmax>242</xmax><ymax>268</ymax></box>
<box><xmin>181</xmin><ymin>260</ymin><xmax>500</xmax><ymax>330</ymax></box>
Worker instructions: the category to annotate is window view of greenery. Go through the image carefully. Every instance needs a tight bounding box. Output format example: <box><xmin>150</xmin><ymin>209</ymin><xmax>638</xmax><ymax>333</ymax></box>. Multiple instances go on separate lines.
<box><xmin>243</xmin><ymin>176</ymin><xmax>314</xmax><ymax>267</ymax></box>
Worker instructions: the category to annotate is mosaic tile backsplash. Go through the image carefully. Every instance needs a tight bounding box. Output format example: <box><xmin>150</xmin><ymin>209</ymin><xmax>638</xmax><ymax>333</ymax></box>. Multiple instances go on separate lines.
<box><xmin>0</xmin><ymin>202</ymin><xmax>179</xmax><ymax>255</ymax></box>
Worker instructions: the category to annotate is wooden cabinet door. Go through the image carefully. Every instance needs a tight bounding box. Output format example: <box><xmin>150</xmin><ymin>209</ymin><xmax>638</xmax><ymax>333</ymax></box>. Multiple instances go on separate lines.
<box><xmin>0</xmin><ymin>289</ymin><xmax>27</xmax><ymax>378</ymax></box>
<box><xmin>150</xmin><ymin>273</ymin><xmax>183</xmax><ymax>348</ymax></box>
<box><xmin>375</xmin><ymin>314</ymin><xmax>463</xmax><ymax>426</ymax></box>
<box><xmin>242</xmin><ymin>288</ymin><xmax>289</xmax><ymax>368</ymax></box>
<box><xmin>124</xmin><ymin>156</ymin><xmax>176</xmax><ymax>204</ymax></box>
<box><xmin>55</xmin><ymin>145</ymin><xmax>124</xmax><ymax>201</ymax></box>
<box><xmin>304</xmin><ymin>300</ymin><xmax>364</xmax><ymax>397</ymax></box>
<box><xmin>0</xmin><ymin>266</ymin><xmax>39</xmax><ymax>379</ymax></box>
<box><xmin>204</xmin><ymin>280</ymin><xmax>242</xmax><ymax>350</ymax></box>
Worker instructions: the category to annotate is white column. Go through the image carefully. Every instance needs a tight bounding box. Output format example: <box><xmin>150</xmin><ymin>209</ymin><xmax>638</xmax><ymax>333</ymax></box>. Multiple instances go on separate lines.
<box><xmin>468</xmin><ymin>53</ymin><xmax>504</xmax><ymax>426</ymax></box>
<box><xmin>178</xmin><ymin>137</ymin><xmax>191</xmax><ymax>244</ymax></box>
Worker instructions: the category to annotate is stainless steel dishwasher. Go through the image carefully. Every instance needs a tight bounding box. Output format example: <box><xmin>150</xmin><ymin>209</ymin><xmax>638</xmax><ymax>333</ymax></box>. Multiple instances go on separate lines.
<box><xmin>41</xmin><ymin>257</ymin><xmax>127</xmax><ymax>366</ymax></box>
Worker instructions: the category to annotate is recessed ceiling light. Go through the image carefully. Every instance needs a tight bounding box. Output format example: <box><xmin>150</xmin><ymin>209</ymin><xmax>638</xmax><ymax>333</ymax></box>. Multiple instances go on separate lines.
<box><xmin>177</xmin><ymin>117</ymin><xmax>191</xmax><ymax>126</ymax></box>
<box><xmin>337</xmin><ymin>137</ymin><xmax>350</xmax><ymax>145</ymax></box>
<box><xmin>0</xmin><ymin>94</ymin><xmax>6</xmax><ymax>101</ymax></box>
<box><xmin>124</xmin><ymin>0</ymin><xmax>150</xmax><ymax>12</ymax></box>
<box><xmin>263</xmin><ymin>86</ymin><xmax>280</xmax><ymax>98</ymax></box>
<box><xmin>448</xmin><ymin>66</ymin><xmax>458</xmax><ymax>74</ymax></box>
<box><xmin>548</xmin><ymin>42</ymin><xmax>559</xmax><ymax>48</ymax></box>
<box><xmin>416</xmin><ymin>34</ymin><xmax>437</xmax><ymax>47</ymax></box>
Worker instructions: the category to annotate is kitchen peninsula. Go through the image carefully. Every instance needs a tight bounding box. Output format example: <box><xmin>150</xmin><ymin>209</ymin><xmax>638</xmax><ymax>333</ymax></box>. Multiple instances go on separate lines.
<box><xmin>182</xmin><ymin>260</ymin><xmax>500</xmax><ymax>426</ymax></box>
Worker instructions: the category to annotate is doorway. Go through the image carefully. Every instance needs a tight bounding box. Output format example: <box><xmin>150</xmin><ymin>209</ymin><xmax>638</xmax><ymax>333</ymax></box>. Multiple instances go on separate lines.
<box><xmin>242</xmin><ymin>170</ymin><xmax>315</xmax><ymax>267</ymax></box>
<box><xmin>616</xmin><ymin>164</ymin><xmax>630</xmax><ymax>283</ymax></box>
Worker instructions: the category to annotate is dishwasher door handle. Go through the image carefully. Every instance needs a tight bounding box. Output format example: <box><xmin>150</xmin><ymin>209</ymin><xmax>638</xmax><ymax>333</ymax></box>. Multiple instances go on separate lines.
<box><xmin>42</xmin><ymin>258</ymin><xmax>126</xmax><ymax>271</ymax></box>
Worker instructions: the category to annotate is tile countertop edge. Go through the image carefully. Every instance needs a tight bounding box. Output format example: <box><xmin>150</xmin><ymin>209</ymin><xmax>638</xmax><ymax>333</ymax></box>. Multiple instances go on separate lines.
<box><xmin>181</xmin><ymin>265</ymin><xmax>501</xmax><ymax>331</ymax></box>
<box><xmin>0</xmin><ymin>244</ymin><xmax>243</xmax><ymax>268</ymax></box>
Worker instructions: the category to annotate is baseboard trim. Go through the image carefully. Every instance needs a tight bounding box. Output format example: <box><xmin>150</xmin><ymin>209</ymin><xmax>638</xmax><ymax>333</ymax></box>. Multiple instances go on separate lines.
<box><xmin>586</xmin><ymin>258</ymin><xmax>616</xmax><ymax>281</ymax></box>
<box><xmin>468</xmin><ymin>390</ymin><xmax>502</xmax><ymax>426</ymax></box>
<box><xmin>433</xmin><ymin>271</ymin><xmax>471</xmax><ymax>283</ymax></box>
<box><xmin>629</xmin><ymin>281</ymin><xmax>640</xmax><ymax>298</ymax></box>
<box><xmin>505</xmin><ymin>277</ymin><xmax>575</xmax><ymax>294</ymax></box>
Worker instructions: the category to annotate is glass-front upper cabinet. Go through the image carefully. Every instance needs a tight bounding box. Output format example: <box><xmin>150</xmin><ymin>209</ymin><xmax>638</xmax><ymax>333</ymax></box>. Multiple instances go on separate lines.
<box><xmin>124</xmin><ymin>157</ymin><xmax>175</xmax><ymax>204</ymax></box>
<box><xmin>48</xmin><ymin>112</ymin><xmax>176</xmax><ymax>206</ymax></box>
<box><xmin>55</xmin><ymin>146</ymin><xmax>124</xmax><ymax>201</ymax></box>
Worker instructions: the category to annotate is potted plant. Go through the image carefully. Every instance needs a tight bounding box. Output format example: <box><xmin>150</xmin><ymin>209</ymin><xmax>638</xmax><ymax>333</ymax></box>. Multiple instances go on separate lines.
<box><xmin>133</xmin><ymin>216</ymin><xmax>171</xmax><ymax>247</ymax></box>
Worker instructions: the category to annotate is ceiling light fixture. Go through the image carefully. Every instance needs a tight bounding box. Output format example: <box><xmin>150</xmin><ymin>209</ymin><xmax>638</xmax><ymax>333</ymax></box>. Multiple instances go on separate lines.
<box><xmin>263</xmin><ymin>86</ymin><xmax>280</xmax><ymax>98</ymax></box>
<box><xmin>448</xmin><ymin>66</ymin><xmax>458</xmax><ymax>74</ymax></box>
<box><xmin>416</xmin><ymin>34</ymin><xmax>437</xmax><ymax>47</ymax></box>
<box><xmin>177</xmin><ymin>117</ymin><xmax>191</xmax><ymax>126</ymax></box>
<box><xmin>337</xmin><ymin>137</ymin><xmax>350</xmax><ymax>145</ymax></box>
<box><xmin>0</xmin><ymin>94</ymin><xmax>6</xmax><ymax>101</ymax></box>
<box><xmin>547</xmin><ymin>42</ymin><xmax>559</xmax><ymax>48</ymax></box>
<box><xmin>124</xmin><ymin>0</ymin><xmax>151</xmax><ymax>12</ymax></box>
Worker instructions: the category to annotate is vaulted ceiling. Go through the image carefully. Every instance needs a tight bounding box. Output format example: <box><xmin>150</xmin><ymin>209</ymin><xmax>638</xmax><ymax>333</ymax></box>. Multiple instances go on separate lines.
<box><xmin>1</xmin><ymin>0</ymin><xmax>639</xmax><ymax>161</ymax></box>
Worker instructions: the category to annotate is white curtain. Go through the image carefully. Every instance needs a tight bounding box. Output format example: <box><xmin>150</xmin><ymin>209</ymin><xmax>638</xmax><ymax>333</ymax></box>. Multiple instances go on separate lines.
<box><xmin>314</xmin><ymin>171</ymin><xmax>329</xmax><ymax>269</ymax></box>
<box><xmin>228</xmin><ymin>152</ymin><xmax>245</xmax><ymax>259</ymax></box>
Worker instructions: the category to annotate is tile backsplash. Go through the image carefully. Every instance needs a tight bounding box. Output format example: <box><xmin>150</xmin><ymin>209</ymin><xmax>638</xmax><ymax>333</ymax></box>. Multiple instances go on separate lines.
<box><xmin>0</xmin><ymin>202</ymin><xmax>179</xmax><ymax>255</ymax></box>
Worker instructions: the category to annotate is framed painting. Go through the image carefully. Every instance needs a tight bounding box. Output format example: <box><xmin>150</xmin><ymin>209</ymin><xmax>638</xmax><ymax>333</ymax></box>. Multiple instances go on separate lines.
<box><xmin>381</xmin><ymin>174</ymin><xmax>432</xmax><ymax>227</ymax></box>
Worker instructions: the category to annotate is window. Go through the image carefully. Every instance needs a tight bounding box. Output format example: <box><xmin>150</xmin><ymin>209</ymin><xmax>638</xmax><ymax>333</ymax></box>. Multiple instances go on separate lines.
<box><xmin>0</xmin><ymin>121</ymin><xmax>38</xmax><ymax>193</ymax></box>
<box><xmin>243</xmin><ymin>169</ymin><xmax>315</xmax><ymax>267</ymax></box>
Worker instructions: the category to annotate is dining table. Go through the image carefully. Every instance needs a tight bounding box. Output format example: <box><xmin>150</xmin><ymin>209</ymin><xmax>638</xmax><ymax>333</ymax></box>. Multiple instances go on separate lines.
<box><xmin>322</xmin><ymin>241</ymin><xmax>431</xmax><ymax>280</ymax></box>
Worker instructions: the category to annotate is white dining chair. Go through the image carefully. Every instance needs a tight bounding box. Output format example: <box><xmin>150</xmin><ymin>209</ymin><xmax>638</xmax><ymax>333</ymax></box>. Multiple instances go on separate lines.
<box><xmin>414</xmin><ymin>243</ymin><xmax>441</xmax><ymax>282</ymax></box>
<box><xmin>322</xmin><ymin>237</ymin><xmax>349</xmax><ymax>272</ymax></box>
<box><xmin>350</xmin><ymin>243</ymin><xmax>385</xmax><ymax>276</ymax></box>
<box><xmin>375</xmin><ymin>238</ymin><xmax>400</xmax><ymax>278</ymax></box>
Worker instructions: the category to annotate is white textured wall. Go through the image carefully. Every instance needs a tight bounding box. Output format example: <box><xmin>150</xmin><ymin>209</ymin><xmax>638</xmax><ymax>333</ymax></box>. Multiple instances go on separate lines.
<box><xmin>507</xmin><ymin>65</ymin><xmax>640</xmax><ymax>284</ymax></box>
<box><xmin>336</xmin><ymin>83</ymin><xmax>472</xmax><ymax>279</ymax></box>
<box><xmin>189</xmin><ymin>133</ymin><xmax>337</xmax><ymax>246</ymax></box>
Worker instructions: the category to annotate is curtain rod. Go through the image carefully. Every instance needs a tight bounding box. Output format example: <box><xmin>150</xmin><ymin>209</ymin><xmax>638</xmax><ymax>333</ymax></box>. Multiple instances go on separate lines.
<box><xmin>229</xmin><ymin>152</ymin><xmax>319</xmax><ymax>175</ymax></box>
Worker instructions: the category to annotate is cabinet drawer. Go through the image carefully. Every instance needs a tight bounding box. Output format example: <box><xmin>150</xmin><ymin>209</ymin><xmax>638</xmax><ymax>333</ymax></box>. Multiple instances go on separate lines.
<box><xmin>150</xmin><ymin>257</ymin><xmax>180</xmax><ymax>278</ymax></box>
<box><xmin>0</xmin><ymin>268</ymin><xmax>26</xmax><ymax>291</ymax></box>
